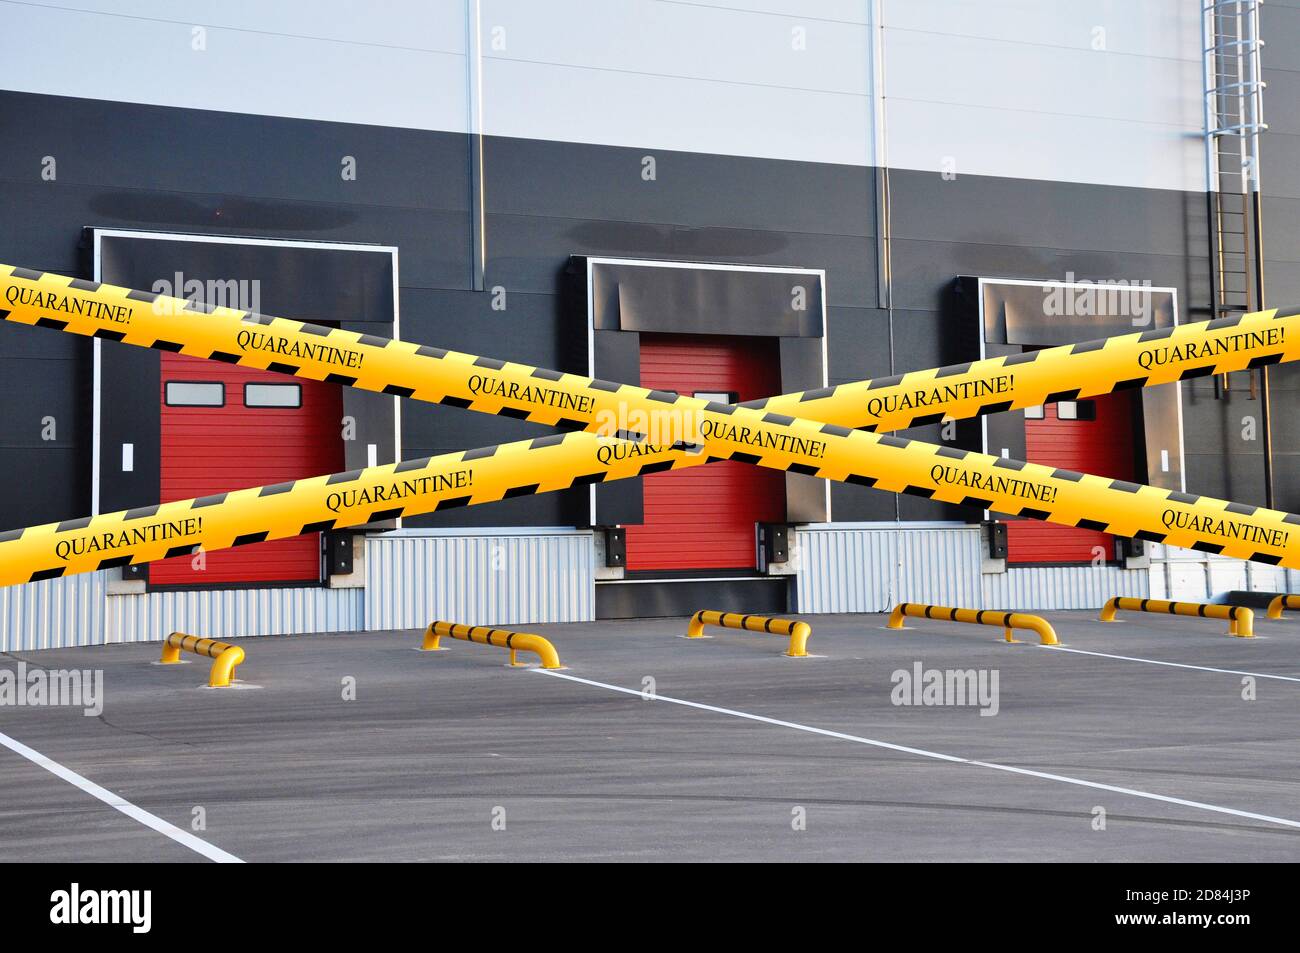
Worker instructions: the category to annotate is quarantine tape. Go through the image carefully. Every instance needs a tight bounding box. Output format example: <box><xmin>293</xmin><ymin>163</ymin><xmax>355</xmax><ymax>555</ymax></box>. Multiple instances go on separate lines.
<box><xmin>3</xmin><ymin>264</ymin><xmax>1296</xmax><ymax>435</ymax></box>
<box><xmin>2</xmin><ymin>415</ymin><xmax>1298</xmax><ymax>586</ymax></box>
<box><xmin>0</xmin><ymin>433</ymin><xmax>638</xmax><ymax>587</ymax></box>
<box><xmin>1</xmin><ymin>264</ymin><xmax>1299</xmax><ymax>585</ymax></box>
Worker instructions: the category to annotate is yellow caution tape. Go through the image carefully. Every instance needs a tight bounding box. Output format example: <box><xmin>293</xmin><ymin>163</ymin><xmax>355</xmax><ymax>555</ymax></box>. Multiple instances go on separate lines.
<box><xmin>2</xmin><ymin>417</ymin><xmax>1297</xmax><ymax>586</ymax></box>
<box><xmin>0</xmin><ymin>433</ymin><xmax>646</xmax><ymax>587</ymax></box>
<box><xmin>1</xmin><ymin>263</ymin><xmax>1298</xmax><ymax>586</ymax></box>
<box><xmin>3</xmin><ymin>264</ymin><xmax>1295</xmax><ymax>434</ymax></box>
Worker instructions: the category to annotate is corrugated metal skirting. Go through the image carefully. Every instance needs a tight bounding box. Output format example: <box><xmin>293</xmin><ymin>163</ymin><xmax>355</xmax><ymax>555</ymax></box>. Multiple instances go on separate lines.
<box><xmin>795</xmin><ymin>525</ymin><xmax>984</xmax><ymax>613</ymax></box>
<box><xmin>1</xmin><ymin>574</ymin><xmax>363</xmax><ymax>651</ymax></box>
<box><xmin>982</xmin><ymin>564</ymin><xmax>1148</xmax><ymax>610</ymax></box>
<box><xmin>365</xmin><ymin>531</ymin><xmax>595</xmax><ymax>630</ymax></box>
<box><xmin>1147</xmin><ymin>544</ymin><xmax>1300</xmax><ymax>601</ymax></box>
<box><xmin>796</xmin><ymin>524</ymin><xmax>1152</xmax><ymax>613</ymax></box>
<box><xmin>0</xmin><ymin>571</ymin><xmax>109</xmax><ymax>652</ymax></box>
<box><xmin>104</xmin><ymin>586</ymin><xmax>365</xmax><ymax>643</ymax></box>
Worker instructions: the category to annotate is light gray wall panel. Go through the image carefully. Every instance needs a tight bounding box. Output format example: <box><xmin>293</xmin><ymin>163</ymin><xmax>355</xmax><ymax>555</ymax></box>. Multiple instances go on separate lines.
<box><xmin>794</xmin><ymin>524</ymin><xmax>983</xmax><ymax>614</ymax></box>
<box><xmin>1</xmin><ymin>0</ymin><xmax>1209</xmax><ymax>189</ymax></box>
<box><xmin>882</xmin><ymin>0</ymin><xmax>1201</xmax><ymax>61</ymax></box>
<box><xmin>482</xmin><ymin>0</ymin><xmax>869</xmax><ymax>94</ymax></box>
<box><xmin>1147</xmin><ymin>544</ymin><xmax>1299</xmax><ymax>602</ymax></box>
<box><xmin>104</xmin><ymin>587</ymin><xmax>365</xmax><ymax>643</ymax></box>
<box><xmin>0</xmin><ymin>0</ymin><xmax>468</xmax><ymax>131</ymax></box>
<box><xmin>0</xmin><ymin>572</ymin><xmax>108</xmax><ymax>652</ymax></box>
<box><xmin>884</xmin><ymin>99</ymin><xmax>1203</xmax><ymax>191</ymax></box>
<box><xmin>981</xmin><ymin>565</ymin><xmax>1148</xmax><ymax>611</ymax></box>
<box><xmin>880</xmin><ymin>0</ymin><xmax>1204</xmax><ymax>190</ymax></box>
<box><xmin>481</xmin><ymin>57</ymin><xmax>872</xmax><ymax>166</ymax></box>
<box><xmin>365</xmin><ymin>530</ymin><xmax>594</xmax><ymax>630</ymax></box>
<box><xmin>681</xmin><ymin>1</ymin><xmax>868</xmax><ymax>23</ymax></box>
<box><xmin>885</xmin><ymin>27</ymin><xmax>1200</xmax><ymax>126</ymax></box>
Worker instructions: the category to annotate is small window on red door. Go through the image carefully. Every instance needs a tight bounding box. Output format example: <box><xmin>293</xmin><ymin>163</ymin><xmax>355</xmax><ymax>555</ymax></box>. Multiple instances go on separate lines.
<box><xmin>166</xmin><ymin>381</ymin><xmax>225</xmax><ymax>407</ymax></box>
<box><xmin>245</xmin><ymin>383</ymin><xmax>302</xmax><ymax>408</ymax></box>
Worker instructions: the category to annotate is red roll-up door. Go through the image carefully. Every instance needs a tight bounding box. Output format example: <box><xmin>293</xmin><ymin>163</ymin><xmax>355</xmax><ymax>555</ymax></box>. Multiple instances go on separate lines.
<box><xmin>625</xmin><ymin>334</ymin><xmax>786</xmax><ymax>571</ymax></box>
<box><xmin>1006</xmin><ymin>390</ymin><xmax>1136</xmax><ymax>564</ymax></box>
<box><xmin>151</xmin><ymin>353</ymin><xmax>344</xmax><ymax>586</ymax></box>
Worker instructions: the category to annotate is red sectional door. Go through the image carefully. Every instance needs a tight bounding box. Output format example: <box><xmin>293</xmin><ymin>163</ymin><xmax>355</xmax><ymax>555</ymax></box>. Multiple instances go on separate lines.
<box><xmin>151</xmin><ymin>353</ymin><xmax>344</xmax><ymax>585</ymax></box>
<box><xmin>625</xmin><ymin>334</ymin><xmax>786</xmax><ymax>571</ymax></box>
<box><xmin>1006</xmin><ymin>391</ymin><xmax>1136</xmax><ymax>564</ymax></box>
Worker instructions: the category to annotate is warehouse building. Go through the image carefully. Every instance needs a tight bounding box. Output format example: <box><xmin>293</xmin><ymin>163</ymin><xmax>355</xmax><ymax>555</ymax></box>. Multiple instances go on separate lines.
<box><xmin>2</xmin><ymin>0</ymin><xmax>1299</xmax><ymax>649</ymax></box>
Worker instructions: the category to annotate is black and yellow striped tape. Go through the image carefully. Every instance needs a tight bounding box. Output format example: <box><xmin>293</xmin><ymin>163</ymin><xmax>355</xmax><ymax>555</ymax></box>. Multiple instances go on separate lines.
<box><xmin>3</xmin><ymin>420</ymin><xmax>1298</xmax><ymax>585</ymax></box>
<box><xmin>2</xmin><ymin>264</ymin><xmax>1299</xmax><ymax>583</ymax></box>
<box><xmin>3</xmin><ymin>264</ymin><xmax>1294</xmax><ymax>436</ymax></box>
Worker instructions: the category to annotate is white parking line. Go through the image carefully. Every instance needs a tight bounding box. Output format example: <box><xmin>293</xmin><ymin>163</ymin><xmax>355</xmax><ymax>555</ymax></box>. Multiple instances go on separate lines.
<box><xmin>534</xmin><ymin>669</ymin><xmax>1300</xmax><ymax>831</ymax></box>
<box><xmin>1036</xmin><ymin>644</ymin><xmax>1300</xmax><ymax>682</ymax></box>
<box><xmin>0</xmin><ymin>730</ymin><xmax>243</xmax><ymax>863</ymax></box>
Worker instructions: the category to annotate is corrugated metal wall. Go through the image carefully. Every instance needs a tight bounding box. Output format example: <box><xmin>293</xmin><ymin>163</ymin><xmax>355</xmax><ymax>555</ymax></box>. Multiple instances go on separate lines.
<box><xmin>104</xmin><ymin>586</ymin><xmax>365</xmax><ymax>644</ymax></box>
<box><xmin>795</xmin><ymin>524</ymin><xmax>984</xmax><ymax>613</ymax></box>
<box><xmin>1148</xmin><ymin>544</ymin><xmax>1300</xmax><ymax>602</ymax></box>
<box><xmin>11</xmin><ymin>534</ymin><xmax>1294</xmax><ymax>651</ymax></box>
<box><xmin>364</xmin><ymin>530</ymin><xmax>594</xmax><ymax>630</ymax></box>
<box><xmin>795</xmin><ymin>524</ymin><xmax>1152</xmax><ymax>613</ymax></box>
<box><xmin>982</xmin><ymin>564</ymin><xmax>1147</xmax><ymax>610</ymax></box>
<box><xmin>0</xmin><ymin>571</ymin><xmax>108</xmax><ymax>652</ymax></box>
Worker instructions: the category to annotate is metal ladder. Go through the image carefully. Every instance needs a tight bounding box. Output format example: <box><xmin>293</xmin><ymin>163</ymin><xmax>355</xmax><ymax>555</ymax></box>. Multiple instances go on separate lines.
<box><xmin>1202</xmin><ymin>0</ymin><xmax>1275</xmax><ymax>506</ymax></box>
<box><xmin>1203</xmin><ymin>1</ymin><xmax>1267</xmax><ymax>366</ymax></box>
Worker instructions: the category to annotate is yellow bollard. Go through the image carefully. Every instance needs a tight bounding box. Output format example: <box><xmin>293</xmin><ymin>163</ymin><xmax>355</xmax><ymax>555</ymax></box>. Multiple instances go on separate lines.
<box><xmin>887</xmin><ymin>603</ymin><xmax>1058</xmax><ymax>645</ymax></box>
<box><xmin>686</xmin><ymin>610</ymin><xmax>811</xmax><ymax>657</ymax></box>
<box><xmin>160</xmin><ymin>632</ymin><xmax>246</xmax><ymax>687</ymax></box>
<box><xmin>1267</xmin><ymin>594</ymin><xmax>1300</xmax><ymax>619</ymax></box>
<box><xmin>1099</xmin><ymin>597</ymin><xmax>1253</xmax><ymax>638</ymax></box>
<box><xmin>420</xmin><ymin>620</ymin><xmax>562</xmax><ymax>669</ymax></box>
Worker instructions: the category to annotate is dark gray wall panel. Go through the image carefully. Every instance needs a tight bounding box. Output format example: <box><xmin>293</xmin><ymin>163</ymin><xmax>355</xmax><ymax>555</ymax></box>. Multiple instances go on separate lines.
<box><xmin>889</xmin><ymin>308</ymin><xmax>977</xmax><ymax>378</ymax></box>
<box><xmin>484</xmin><ymin>212</ymin><xmax>876</xmax><ymax>308</ymax></box>
<box><xmin>1180</xmin><ymin>376</ymin><xmax>1268</xmax><ymax>506</ymax></box>
<box><xmin>0</xmin><ymin>318</ymin><xmax>85</xmax><ymax>360</ymax></box>
<box><xmin>398</xmin><ymin>288</ymin><xmax>573</xmax><ymax>368</ymax></box>
<box><xmin>596</xmin><ymin>577</ymin><xmax>788</xmax><ymax>620</ymax></box>
<box><xmin>0</xmin><ymin>358</ymin><xmax>86</xmax><ymax>446</ymax></box>
<box><xmin>397</xmin><ymin>483</ymin><xmax>586</xmax><ymax>530</ymax></box>
<box><xmin>484</xmin><ymin>136</ymin><xmax>872</xmax><ymax>238</ymax></box>
<box><xmin>1262</xmin><ymin>197</ymin><xmax>1300</xmax><ymax>264</ymax></box>
<box><xmin>826</xmin><ymin>307</ymin><xmax>892</xmax><ymax>383</ymax></box>
<box><xmin>3</xmin><ymin>87</ymin><xmax>1274</xmax><ymax>531</ymax></box>
<box><xmin>829</xmin><ymin>482</ymin><xmax>898</xmax><ymax>522</ymax></box>
<box><xmin>890</xmin><ymin>170</ymin><xmax>1202</xmax><ymax>258</ymax></box>
<box><xmin>0</xmin><ymin>180</ymin><xmax>471</xmax><ymax>293</ymax></box>
<box><xmin>891</xmin><ymin>240</ymin><xmax>1205</xmax><ymax>319</ymax></box>
<box><xmin>1</xmin><ymin>92</ymin><xmax>470</xmax><ymax>213</ymax></box>
<box><xmin>0</xmin><ymin>449</ymin><xmax>87</xmax><ymax>532</ymax></box>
